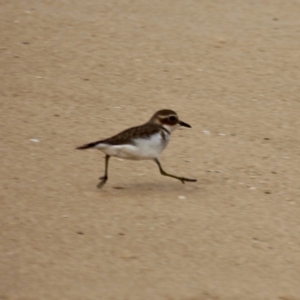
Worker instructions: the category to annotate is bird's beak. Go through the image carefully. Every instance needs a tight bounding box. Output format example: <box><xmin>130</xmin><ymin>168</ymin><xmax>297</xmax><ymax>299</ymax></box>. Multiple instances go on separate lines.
<box><xmin>179</xmin><ymin>120</ymin><xmax>191</xmax><ymax>128</ymax></box>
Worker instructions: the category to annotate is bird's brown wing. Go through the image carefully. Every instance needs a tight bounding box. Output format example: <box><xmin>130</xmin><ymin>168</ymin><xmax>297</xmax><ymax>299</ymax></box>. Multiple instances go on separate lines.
<box><xmin>76</xmin><ymin>124</ymin><xmax>169</xmax><ymax>150</ymax></box>
<box><xmin>102</xmin><ymin>123</ymin><xmax>164</xmax><ymax>145</ymax></box>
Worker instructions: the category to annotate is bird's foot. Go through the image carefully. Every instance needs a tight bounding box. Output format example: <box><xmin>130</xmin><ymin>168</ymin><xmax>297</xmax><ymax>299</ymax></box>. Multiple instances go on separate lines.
<box><xmin>97</xmin><ymin>176</ymin><xmax>108</xmax><ymax>189</ymax></box>
<box><xmin>179</xmin><ymin>177</ymin><xmax>197</xmax><ymax>184</ymax></box>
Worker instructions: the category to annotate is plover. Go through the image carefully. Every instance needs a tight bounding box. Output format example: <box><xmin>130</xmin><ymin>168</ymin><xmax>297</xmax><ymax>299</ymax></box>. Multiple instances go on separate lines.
<box><xmin>76</xmin><ymin>109</ymin><xmax>197</xmax><ymax>188</ymax></box>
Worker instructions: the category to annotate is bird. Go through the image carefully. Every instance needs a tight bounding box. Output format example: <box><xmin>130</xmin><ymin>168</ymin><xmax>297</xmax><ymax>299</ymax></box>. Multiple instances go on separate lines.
<box><xmin>76</xmin><ymin>109</ymin><xmax>197</xmax><ymax>188</ymax></box>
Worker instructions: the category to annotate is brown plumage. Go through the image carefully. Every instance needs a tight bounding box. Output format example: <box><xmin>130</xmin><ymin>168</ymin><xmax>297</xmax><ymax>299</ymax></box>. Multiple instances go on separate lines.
<box><xmin>76</xmin><ymin>123</ymin><xmax>170</xmax><ymax>149</ymax></box>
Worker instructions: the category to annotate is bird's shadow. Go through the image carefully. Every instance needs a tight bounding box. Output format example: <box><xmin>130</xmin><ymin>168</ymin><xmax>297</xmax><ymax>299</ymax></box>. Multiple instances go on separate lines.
<box><xmin>105</xmin><ymin>180</ymin><xmax>199</xmax><ymax>194</ymax></box>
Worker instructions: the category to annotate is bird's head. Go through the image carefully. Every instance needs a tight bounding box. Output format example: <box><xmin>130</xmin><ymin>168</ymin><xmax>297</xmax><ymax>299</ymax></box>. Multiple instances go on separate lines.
<box><xmin>149</xmin><ymin>109</ymin><xmax>191</xmax><ymax>133</ymax></box>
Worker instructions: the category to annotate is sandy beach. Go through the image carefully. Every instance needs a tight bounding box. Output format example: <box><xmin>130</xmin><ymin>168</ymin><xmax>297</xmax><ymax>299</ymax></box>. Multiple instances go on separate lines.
<box><xmin>1</xmin><ymin>1</ymin><xmax>300</xmax><ymax>299</ymax></box>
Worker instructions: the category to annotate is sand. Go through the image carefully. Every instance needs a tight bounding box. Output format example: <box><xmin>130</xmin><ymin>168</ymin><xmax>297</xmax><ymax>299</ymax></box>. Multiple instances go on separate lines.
<box><xmin>1</xmin><ymin>1</ymin><xmax>300</xmax><ymax>299</ymax></box>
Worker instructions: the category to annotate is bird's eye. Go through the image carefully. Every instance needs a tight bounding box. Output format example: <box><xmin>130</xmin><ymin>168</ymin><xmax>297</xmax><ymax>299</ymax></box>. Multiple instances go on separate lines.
<box><xmin>169</xmin><ymin>116</ymin><xmax>176</xmax><ymax>122</ymax></box>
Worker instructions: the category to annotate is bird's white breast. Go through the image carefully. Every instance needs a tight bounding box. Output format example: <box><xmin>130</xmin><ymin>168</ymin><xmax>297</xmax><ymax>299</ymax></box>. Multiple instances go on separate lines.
<box><xmin>95</xmin><ymin>130</ymin><xmax>170</xmax><ymax>160</ymax></box>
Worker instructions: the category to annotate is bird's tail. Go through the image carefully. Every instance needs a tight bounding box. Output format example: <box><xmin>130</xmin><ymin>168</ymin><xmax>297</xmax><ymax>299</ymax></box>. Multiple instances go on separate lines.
<box><xmin>76</xmin><ymin>141</ymin><xmax>100</xmax><ymax>150</ymax></box>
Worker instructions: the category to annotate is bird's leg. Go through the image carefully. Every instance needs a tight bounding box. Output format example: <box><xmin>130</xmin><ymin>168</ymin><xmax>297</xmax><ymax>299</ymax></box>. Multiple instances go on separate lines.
<box><xmin>154</xmin><ymin>158</ymin><xmax>197</xmax><ymax>184</ymax></box>
<box><xmin>97</xmin><ymin>155</ymin><xmax>110</xmax><ymax>188</ymax></box>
